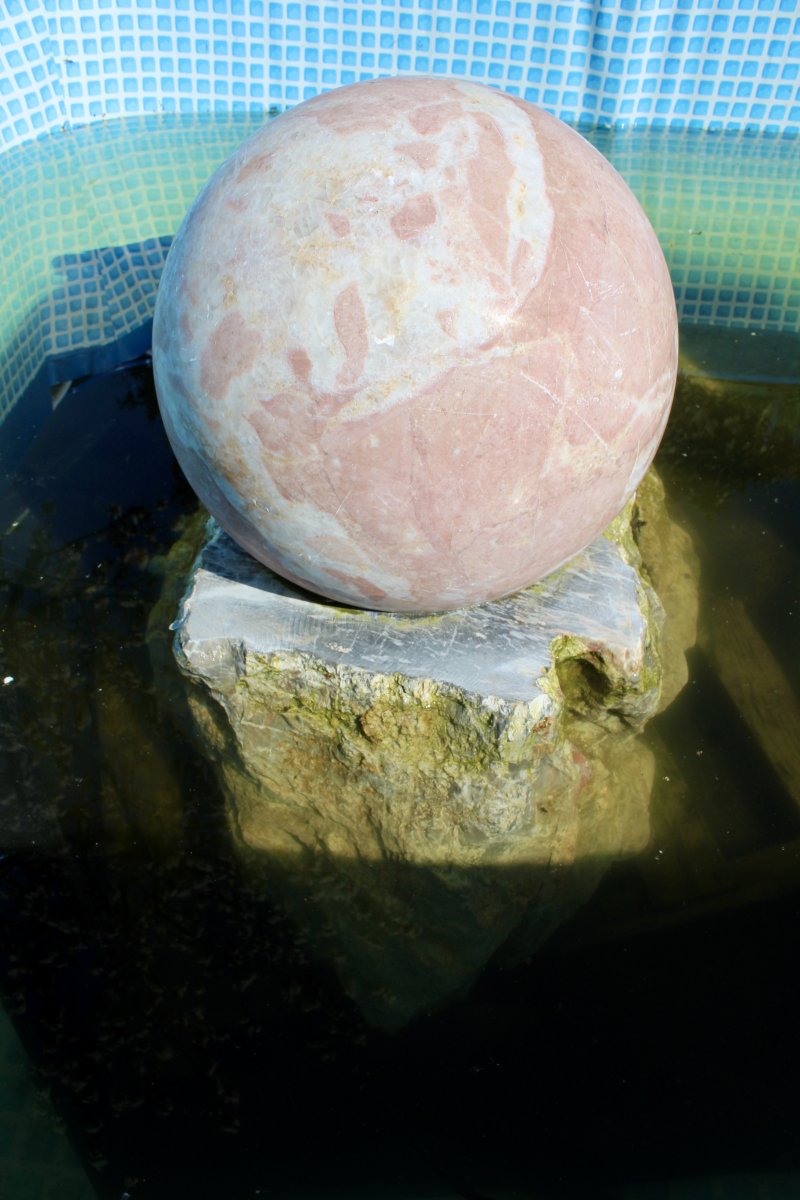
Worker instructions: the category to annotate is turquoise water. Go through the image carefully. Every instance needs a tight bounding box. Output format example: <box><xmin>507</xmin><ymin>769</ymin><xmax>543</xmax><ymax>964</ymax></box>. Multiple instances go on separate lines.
<box><xmin>0</xmin><ymin>116</ymin><xmax>799</xmax><ymax>1199</ymax></box>
<box><xmin>1</xmin><ymin>113</ymin><xmax>798</xmax><ymax>430</ymax></box>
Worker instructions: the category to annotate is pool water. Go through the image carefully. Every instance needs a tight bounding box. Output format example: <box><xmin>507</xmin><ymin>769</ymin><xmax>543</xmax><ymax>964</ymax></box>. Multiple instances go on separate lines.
<box><xmin>1</xmin><ymin>116</ymin><xmax>800</xmax><ymax>1200</ymax></box>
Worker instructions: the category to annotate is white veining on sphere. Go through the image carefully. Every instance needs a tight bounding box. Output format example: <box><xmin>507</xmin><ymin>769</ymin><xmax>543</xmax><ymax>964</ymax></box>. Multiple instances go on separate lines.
<box><xmin>153</xmin><ymin>77</ymin><xmax>678</xmax><ymax>612</ymax></box>
<box><xmin>225</xmin><ymin>81</ymin><xmax>553</xmax><ymax>424</ymax></box>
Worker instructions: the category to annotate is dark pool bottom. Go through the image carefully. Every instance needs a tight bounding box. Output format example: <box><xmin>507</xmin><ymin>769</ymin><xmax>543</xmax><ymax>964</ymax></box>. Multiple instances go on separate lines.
<box><xmin>1</xmin><ymin>358</ymin><xmax>799</xmax><ymax>1200</ymax></box>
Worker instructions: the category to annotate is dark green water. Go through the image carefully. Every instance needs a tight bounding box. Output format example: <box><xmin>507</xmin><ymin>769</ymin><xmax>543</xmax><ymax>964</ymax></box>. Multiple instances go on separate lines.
<box><xmin>0</xmin><ymin>348</ymin><xmax>799</xmax><ymax>1200</ymax></box>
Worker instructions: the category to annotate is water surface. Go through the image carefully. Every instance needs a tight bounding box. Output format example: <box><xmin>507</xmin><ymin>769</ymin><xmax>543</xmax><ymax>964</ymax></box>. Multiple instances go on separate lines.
<box><xmin>1</xmin><ymin>115</ymin><xmax>799</xmax><ymax>1200</ymax></box>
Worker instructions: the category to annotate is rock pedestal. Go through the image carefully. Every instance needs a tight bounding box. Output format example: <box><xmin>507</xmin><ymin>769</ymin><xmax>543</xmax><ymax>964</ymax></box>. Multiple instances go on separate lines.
<box><xmin>159</xmin><ymin>470</ymin><xmax>696</xmax><ymax>1027</ymax></box>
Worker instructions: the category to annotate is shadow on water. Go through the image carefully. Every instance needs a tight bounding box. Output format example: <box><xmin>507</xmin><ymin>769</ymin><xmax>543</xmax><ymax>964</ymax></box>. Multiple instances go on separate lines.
<box><xmin>0</xmin><ymin>360</ymin><xmax>799</xmax><ymax>1199</ymax></box>
<box><xmin>2</xmin><ymin>839</ymin><xmax>799</xmax><ymax>1200</ymax></box>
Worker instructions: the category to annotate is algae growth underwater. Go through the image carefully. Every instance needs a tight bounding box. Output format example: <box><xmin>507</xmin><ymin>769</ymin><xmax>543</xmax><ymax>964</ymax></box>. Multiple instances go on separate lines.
<box><xmin>0</xmin><ymin>342</ymin><xmax>799</xmax><ymax>1199</ymax></box>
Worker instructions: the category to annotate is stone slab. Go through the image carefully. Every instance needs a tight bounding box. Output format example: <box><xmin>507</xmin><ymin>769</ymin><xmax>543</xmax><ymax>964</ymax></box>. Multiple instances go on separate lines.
<box><xmin>174</xmin><ymin>515</ymin><xmax>658</xmax><ymax>716</ymax></box>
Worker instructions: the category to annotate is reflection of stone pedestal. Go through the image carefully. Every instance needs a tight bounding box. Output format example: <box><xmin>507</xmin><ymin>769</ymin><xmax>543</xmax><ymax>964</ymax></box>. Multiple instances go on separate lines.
<box><xmin>160</xmin><ymin>471</ymin><xmax>696</xmax><ymax>1027</ymax></box>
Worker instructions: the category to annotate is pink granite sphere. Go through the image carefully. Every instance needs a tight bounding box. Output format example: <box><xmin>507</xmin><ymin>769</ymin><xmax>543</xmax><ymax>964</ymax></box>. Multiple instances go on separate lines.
<box><xmin>153</xmin><ymin>76</ymin><xmax>677</xmax><ymax>613</ymax></box>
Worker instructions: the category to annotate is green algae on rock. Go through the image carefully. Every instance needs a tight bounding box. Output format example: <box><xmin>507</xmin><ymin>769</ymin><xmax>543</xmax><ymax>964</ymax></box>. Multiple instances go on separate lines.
<box><xmin>153</xmin><ymin>468</ymin><xmax>697</xmax><ymax>1027</ymax></box>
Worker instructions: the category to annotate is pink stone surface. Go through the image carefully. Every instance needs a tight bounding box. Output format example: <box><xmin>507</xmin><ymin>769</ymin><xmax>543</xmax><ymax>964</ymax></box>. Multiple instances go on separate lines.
<box><xmin>153</xmin><ymin>76</ymin><xmax>677</xmax><ymax>613</ymax></box>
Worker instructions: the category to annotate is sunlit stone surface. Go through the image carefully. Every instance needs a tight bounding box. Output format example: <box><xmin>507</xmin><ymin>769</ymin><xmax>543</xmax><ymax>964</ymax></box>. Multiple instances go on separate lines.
<box><xmin>153</xmin><ymin>76</ymin><xmax>678</xmax><ymax>612</ymax></box>
<box><xmin>160</xmin><ymin>472</ymin><xmax>698</xmax><ymax>1027</ymax></box>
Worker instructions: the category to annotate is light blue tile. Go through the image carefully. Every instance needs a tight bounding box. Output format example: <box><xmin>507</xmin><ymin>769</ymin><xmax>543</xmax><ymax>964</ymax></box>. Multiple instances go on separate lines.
<box><xmin>2</xmin><ymin>0</ymin><xmax>800</xmax><ymax>150</ymax></box>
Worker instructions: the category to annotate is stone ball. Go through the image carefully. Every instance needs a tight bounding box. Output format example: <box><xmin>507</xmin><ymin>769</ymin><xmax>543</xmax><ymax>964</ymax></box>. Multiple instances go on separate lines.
<box><xmin>153</xmin><ymin>76</ymin><xmax>677</xmax><ymax>613</ymax></box>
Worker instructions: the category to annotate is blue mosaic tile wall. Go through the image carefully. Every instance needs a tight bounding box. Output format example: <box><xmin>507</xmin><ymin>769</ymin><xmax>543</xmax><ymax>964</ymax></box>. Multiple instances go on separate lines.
<box><xmin>2</xmin><ymin>0</ymin><xmax>800</xmax><ymax>151</ymax></box>
<box><xmin>0</xmin><ymin>111</ymin><xmax>261</xmax><ymax>422</ymax></box>
<box><xmin>598</xmin><ymin>126</ymin><xmax>800</xmax><ymax>334</ymax></box>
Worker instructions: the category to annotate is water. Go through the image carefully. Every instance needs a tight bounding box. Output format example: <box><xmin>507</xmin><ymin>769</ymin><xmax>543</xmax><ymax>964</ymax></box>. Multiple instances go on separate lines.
<box><xmin>1</xmin><ymin>116</ymin><xmax>799</xmax><ymax>1200</ymax></box>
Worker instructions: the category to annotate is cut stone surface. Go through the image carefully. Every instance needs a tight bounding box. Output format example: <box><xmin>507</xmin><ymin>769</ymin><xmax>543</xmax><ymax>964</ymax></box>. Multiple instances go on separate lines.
<box><xmin>177</xmin><ymin>513</ymin><xmax>658</xmax><ymax>717</ymax></box>
<box><xmin>153</xmin><ymin>76</ymin><xmax>678</xmax><ymax>612</ymax></box>
<box><xmin>160</xmin><ymin>470</ymin><xmax>697</xmax><ymax>1028</ymax></box>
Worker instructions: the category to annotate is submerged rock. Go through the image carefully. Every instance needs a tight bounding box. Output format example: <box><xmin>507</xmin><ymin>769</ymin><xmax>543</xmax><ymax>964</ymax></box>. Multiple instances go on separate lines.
<box><xmin>156</xmin><ymin>469</ymin><xmax>696</xmax><ymax>1027</ymax></box>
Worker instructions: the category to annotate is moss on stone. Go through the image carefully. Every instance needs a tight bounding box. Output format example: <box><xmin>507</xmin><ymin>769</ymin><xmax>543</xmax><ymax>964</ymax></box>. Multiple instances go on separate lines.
<box><xmin>234</xmin><ymin>650</ymin><xmax>543</xmax><ymax>781</ymax></box>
